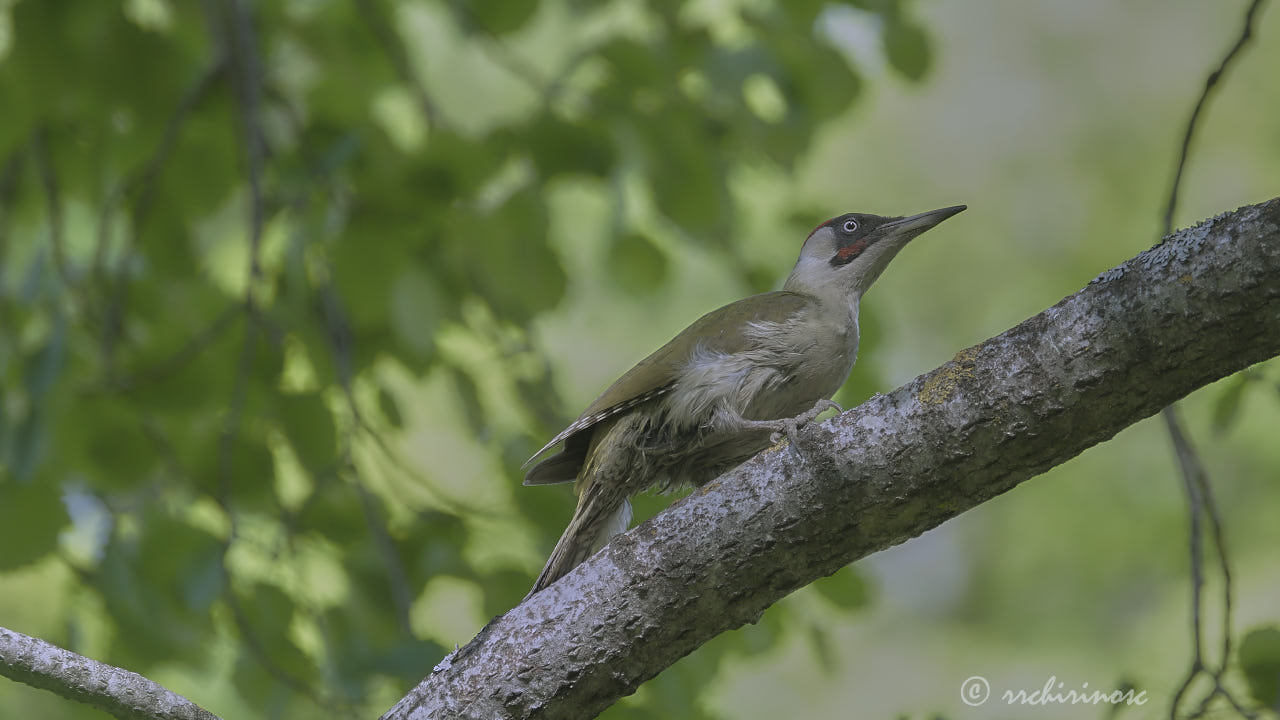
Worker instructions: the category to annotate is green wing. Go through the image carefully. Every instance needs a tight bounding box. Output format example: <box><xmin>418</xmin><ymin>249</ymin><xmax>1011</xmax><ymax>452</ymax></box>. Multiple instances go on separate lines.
<box><xmin>522</xmin><ymin>290</ymin><xmax>814</xmax><ymax>485</ymax></box>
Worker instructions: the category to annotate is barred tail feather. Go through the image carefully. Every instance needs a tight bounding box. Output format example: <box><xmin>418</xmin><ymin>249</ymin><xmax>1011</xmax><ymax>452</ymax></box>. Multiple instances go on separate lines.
<box><xmin>528</xmin><ymin>489</ymin><xmax>633</xmax><ymax>596</ymax></box>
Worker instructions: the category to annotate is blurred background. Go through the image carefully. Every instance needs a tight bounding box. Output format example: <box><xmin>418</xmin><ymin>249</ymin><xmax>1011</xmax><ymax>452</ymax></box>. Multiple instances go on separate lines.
<box><xmin>0</xmin><ymin>0</ymin><xmax>1278</xmax><ymax>718</ymax></box>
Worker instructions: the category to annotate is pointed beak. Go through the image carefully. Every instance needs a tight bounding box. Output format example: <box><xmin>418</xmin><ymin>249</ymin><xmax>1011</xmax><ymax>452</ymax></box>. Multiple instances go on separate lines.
<box><xmin>878</xmin><ymin>205</ymin><xmax>967</xmax><ymax>239</ymax></box>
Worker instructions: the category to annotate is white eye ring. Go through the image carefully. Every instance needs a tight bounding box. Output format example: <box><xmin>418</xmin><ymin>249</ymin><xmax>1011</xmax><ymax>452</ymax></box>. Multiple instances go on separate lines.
<box><xmin>842</xmin><ymin>219</ymin><xmax>858</xmax><ymax>233</ymax></box>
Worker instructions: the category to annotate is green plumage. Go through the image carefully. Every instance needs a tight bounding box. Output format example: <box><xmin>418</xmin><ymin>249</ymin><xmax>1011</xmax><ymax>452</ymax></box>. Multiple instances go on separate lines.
<box><xmin>523</xmin><ymin>291</ymin><xmax>813</xmax><ymax>486</ymax></box>
<box><xmin>522</xmin><ymin>205</ymin><xmax>965</xmax><ymax>595</ymax></box>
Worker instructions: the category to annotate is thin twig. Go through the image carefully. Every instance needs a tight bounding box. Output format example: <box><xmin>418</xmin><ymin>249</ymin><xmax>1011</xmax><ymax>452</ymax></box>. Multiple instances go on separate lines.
<box><xmin>1165</xmin><ymin>408</ymin><xmax>1208</xmax><ymax>719</ymax></box>
<box><xmin>220</xmin><ymin>581</ymin><xmax>345</xmax><ymax>713</ymax></box>
<box><xmin>0</xmin><ymin>150</ymin><xmax>22</xmax><ymax>320</ymax></box>
<box><xmin>351</xmin><ymin>466</ymin><xmax>415</xmax><ymax>635</ymax></box>
<box><xmin>108</xmin><ymin>303</ymin><xmax>243</xmax><ymax>392</ymax></box>
<box><xmin>133</xmin><ymin>60</ymin><xmax>230</xmax><ymax>240</ymax></box>
<box><xmin>311</xmin><ymin>273</ymin><xmax>422</xmax><ymax>642</ymax></box>
<box><xmin>1158</xmin><ymin>1</ymin><xmax>1268</xmax><ymax>718</ymax></box>
<box><xmin>92</xmin><ymin>181</ymin><xmax>127</xmax><ymax>280</ymax></box>
<box><xmin>211</xmin><ymin>0</ymin><xmax>268</xmax><ymax>518</ymax></box>
<box><xmin>460</xmin><ymin>5</ymin><xmax>598</xmax><ymax>117</ymax></box>
<box><xmin>227</xmin><ymin>0</ymin><xmax>266</xmax><ymax>280</ymax></box>
<box><xmin>212</xmin><ymin>3</ymin><xmax>337</xmax><ymax>709</ymax></box>
<box><xmin>1161</xmin><ymin>0</ymin><xmax>1267</xmax><ymax>236</ymax></box>
<box><xmin>100</xmin><ymin>59</ymin><xmax>227</xmax><ymax>376</ymax></box>
<box><xmin>32</xmin><ymin>127</ymin><xmax>73</xmax><ymax>287</ymax></box>
<box><xmin>354</xmin><ymin>0</ymin><xmax>442</xmax><ymax>127</ymax></box>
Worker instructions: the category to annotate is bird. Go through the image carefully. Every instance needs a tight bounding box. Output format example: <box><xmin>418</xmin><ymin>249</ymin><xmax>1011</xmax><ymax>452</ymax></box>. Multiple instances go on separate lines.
<box><xmin>522</xmin><ymin>205</ymin><xmax>966</xmax><ymax>595</ymax></box>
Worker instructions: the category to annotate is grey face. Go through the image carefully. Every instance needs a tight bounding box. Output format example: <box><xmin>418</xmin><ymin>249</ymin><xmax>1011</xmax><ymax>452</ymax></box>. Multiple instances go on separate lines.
<box><xmin>821</xmin><ymin>213</ymin><xmax>902</xmax><ymax>267</ymax></box>
<box><xmin>786</xmin><ymin>205</ymin><xmax>966</xmax><ymax>300</ymax></box>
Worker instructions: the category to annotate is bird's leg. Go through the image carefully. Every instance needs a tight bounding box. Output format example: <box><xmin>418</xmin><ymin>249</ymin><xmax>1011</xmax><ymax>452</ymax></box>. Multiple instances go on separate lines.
<box><xmin>735</xmin><ymin>398</ymin><xmax>843</xmax><ymax>455</ymax></box>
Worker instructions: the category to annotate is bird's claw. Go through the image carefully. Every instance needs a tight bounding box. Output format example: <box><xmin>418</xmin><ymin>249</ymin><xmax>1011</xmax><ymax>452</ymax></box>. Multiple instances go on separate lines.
<box><xmin>767</xmin><ymin>420</ymin><xmax>800</xmax><ymax>448</ymax></box>
<box><xmin>752</xmin><ymin>398</ymin><xmax>843</xmax><ymax>463</ymax></box>
<box><xmin>795</xmin><ymin>398</ymin><xmax>842</xmax><ymax>426</ymax></box>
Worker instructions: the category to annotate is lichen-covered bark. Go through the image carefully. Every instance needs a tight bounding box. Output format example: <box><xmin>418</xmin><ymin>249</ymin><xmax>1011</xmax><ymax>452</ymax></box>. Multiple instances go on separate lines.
<box><xmin>0</xmin><ymin>625</ymin><xmax>220</xmax><ymax>720</ymax></box>
<box><xmin>383</xmin><ymin>198</ymin><xmax>1280</xmax><ymax>720</ymax></box>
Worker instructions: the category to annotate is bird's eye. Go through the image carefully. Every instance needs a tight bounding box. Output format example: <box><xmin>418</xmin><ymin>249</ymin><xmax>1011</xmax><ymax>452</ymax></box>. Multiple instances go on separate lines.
<box><xmin>842</xmin><ymin>219</ymin><xmax>858</xmax><ymax>233</ymax></box>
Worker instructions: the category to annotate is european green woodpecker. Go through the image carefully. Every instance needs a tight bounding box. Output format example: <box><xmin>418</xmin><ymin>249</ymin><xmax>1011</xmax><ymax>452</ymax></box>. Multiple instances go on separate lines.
<box><xmin>524</xmin><ymin>205</ymin><xmax>966</xmax><ymax>594</ymax></box>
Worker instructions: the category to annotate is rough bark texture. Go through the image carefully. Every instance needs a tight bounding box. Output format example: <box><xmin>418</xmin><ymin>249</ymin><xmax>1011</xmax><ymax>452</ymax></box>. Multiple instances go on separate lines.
<box><xmin>0</xmin><ymin>625</ymin><xmax>221</xmax><ymax>720</ymax></box>
<box><xmin>384</xmin><ymin>197</ymin><xmax>1280</xmax><ymax>720</ymax></box>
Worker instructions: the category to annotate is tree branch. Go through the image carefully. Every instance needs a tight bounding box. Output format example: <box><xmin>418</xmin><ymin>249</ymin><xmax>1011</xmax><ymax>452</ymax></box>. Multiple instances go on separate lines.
<box><xmin>0</xmin><ymin>625</ymin><xmax>220</xmax><ymax>720</ymax></box>
<box><xmin>1158</xmin><ymin>4</ymin><xmax>1266</xmax><ymax>716</ymax></box>
<box><xmin>1161</xmin><ymin>0</ymin><xmax>1266</xmax><ymax>236</ymax></box>
<box><xmin>383</xmin><ymin>196</ymin><xmax>1280</xmax><ymax>719</ymax></box>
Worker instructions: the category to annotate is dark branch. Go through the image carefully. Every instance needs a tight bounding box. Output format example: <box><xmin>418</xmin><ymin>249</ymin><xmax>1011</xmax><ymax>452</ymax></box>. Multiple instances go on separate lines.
<box><xmin>1161</xmin><ymin>0</ymin><xmax>1266</xmax><ymax>236</ymax></box>
<box><xmin>109</xmin><ymin>303</ymin><xmax>243</xmax><ymax>392</ymax></box>
<box><xmin>0</xmin><ymin>150</ymin><xmax>23</xmax><ymax>322</ymax></box>
<box><xmin>0</xmin><ymin>625</ymin><xmax>220</xmax><ymax>720</ymax></box>
<box><xmin>355</xmin><ymin>0</ymin><xmax>442</xmax><ymax>127</ymax></box>
<box><xmin>100</xmin><ymin>59</ymin><xmax>227</xmax><ymax>376</ymax></box>
<box><xmin>352</xmin><ymin>468</ymin><xmax>415</xmax><ymax>635</ymax></box>
<box><xmin>1158</xmin><ymin>3</ymin><xmax>1267</xmax><ymax>717</ymax></box>
<box><xmin>226</xmin><ymin>0</ymin><xmax>266</xmax><ymax>277</ymax></box>
<box><xmin>384</xmin><ymin>198</ymin><xmax>1280</xmax><ymax>719</ymax></box>
<box><xmin>32</xmin><ymin>127</ymin><xmax>73</xmax><ymax>287</ymax></box>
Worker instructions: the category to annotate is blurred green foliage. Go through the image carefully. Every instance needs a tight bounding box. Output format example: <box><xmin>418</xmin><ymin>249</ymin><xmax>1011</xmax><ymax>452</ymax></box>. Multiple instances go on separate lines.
<box><xmin>1241</xmin><ymin>627</ymin><xmax>1280</xmax><ymax>710</ymax></box>
<box><xmin>4</xmin><ymin>0</ymin><xmax>1279</xmax><ymax>718</ymax></box>
<box><xmin>0</xmin><ymin>0</ymin><xmax>927</xmax><ymax>717</ymax></box>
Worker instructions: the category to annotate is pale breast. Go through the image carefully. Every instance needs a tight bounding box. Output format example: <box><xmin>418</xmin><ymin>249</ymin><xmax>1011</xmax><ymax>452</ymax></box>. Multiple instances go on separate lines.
<box><xmin>740</xmin><ymin>304</ymin><xmax>860</xmax><ymax>420</ymax></box>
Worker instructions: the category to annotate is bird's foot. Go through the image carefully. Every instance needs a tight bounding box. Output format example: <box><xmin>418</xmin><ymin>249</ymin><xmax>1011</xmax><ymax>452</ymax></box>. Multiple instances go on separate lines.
<box><xmin>741</xmin><ymin>399</ymin><xmax>843</xmax><ymax>460</ymax></box>
<box><xmin>790</xmin><ymin>398</ymin><xmax>843</xmax><ymax>429</ymax></box>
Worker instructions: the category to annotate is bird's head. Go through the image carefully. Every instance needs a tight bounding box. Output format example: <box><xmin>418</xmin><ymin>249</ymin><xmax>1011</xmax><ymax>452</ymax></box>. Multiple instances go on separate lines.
<box><xmin>784</xmin><ymin>205</ymin><xmax>966</xmax><ymax>300</ymax></box>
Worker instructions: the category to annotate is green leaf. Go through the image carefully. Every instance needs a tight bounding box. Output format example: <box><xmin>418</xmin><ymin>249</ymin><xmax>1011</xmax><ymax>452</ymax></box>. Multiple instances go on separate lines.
<box><xmin>450</xmin><ymin>189</ymin><xmax>565</xmax><ymax>323</ymax></box>
<box><xmin>320</xmin><ymin>601</ymin><xmax>445</xmax><ymax>691</ymax></box>
<box><xmin>390</xmin><ymin>265</ymin><xmax>445</xmax><ymax>362</ymax></box>
<box><xmin>1212</xmin><ymin>372</ymin><xmax>1250</xmax><ymax>435</ymax></box>
<box><xmin>397</xmin><ymin>510</ymin><xmax>470</xmax><ymax>590</ymax></box>
<box><xmin>0</xmin><ymin>479</ymin><xmax>68</xmax><ymax>570</ymax></box>
<box><xmin>596</xmin><ymin>38</ymin><xmax>666</xmax><ymax>94</ymax></box>
<box><xmin>770</xmin><ymin>35</ymin><xmax>861</xmax><ymax>125</ymax></box>
<box><xmin>780</xmin><ymin>0</ymin><xmax>830</xmax><ymax>28</ymax></box>
<box><xmin>5</xmin><ymin>412</ymin><xmax>49</xmax><ymax>485</ymax></box>
<box><xmin>135</xmin><ymin>515</ymin><xmax>225</xmax><ymax>615</ymax></box>
<box><xmin>884</xmin><ymin>19</ymin><xmax>932</xmax><ymax>81</ymax></box>
<box><xmin>231</xmin><ymin>584</ymin><xmax>315</xmax><ymax>704</ymax></box>
<box><xmin>296</xmin><ymin>480</ymin><xmax>367</xmax><ymax>545</ymax></box>
<box><xmin>73</xmin><ymin>397</ymin><xmax>157</xmax><ymax>491</ymax></box>
<box><xmin>275</xmin><ymin>391</ymin><xmax>337</xmax><ymax>471</ymax></box>
<box><xmin>735</xmin><ymin>604</ymin><xmax>786</xmax><ymax>656</ymax></box>
<box><xmin>231</xmin><ymin>651</ymin><xmax>288</xmax><ymax>708</ymax></box>
<box><xmin>293</xmin><ymin>3</ymin><xmax>393</xmax><ymax>128</ymax></box>
<box><xmin>329</xmin><ymin>235</ymin><xmax>400</xmax><ymax>333</ymax></box>
<box><xmin>123</xmin><ymin>298</ymin><xmax>246</xmax><ymax>414</ymax></box>
<box><xmin>377</xmin><ymin>386</ymin><xmax>404</xmax><ymax>429</ymax></box>
<box><xmin>526</xmin><ymin>113</ymin><xmax>616</xmax><ymax>179</ymax></box>
<box><xmin>448</xmin><ymin>366</ymin><xmax>487</xmax><ymax>437</ymax></box>
<box><xmin>810</xmin><ymin>564</ymin><xmax>872</xmax><ymax>610</ymax></box>
<box><xmin>477</xmin><ymin>569</ymin><xmax>532</xmax><ymax>618</ymax></box>
<box><xmin>22</xmin><ymin>313</ymin><xmax>65</xmax><ymax>400</ymax></box>
<box><xmin>1240</xmin><ymin>626</ymin><xmax>1280</xmax><ymax>709</ymax></box>
<box><xmin>806</xmin><ymin>618</ymin><xmax>838</xmax><ymax>672</ymax></box>
<box><xmin>643</xmin><ymin>110</ymin><xmax>728</xmax><ymax>236</ymax></box>
<box><xmin>607</xmin><ymin>233</ymin><xmax>668</xmax><ymax>293</ymax></box>
<box><xmin>744</xmin><ymin>265</ymin><xmax>781</xmax><ymax>295</ymax></box>
<box><xmin>96</xmin><ymin>512</ymin><xmax>222</xmax><ymax>669</ymax></box>
<box><xmin>457</xmin><ymin>0</ymin><xmax>540</xmax><ymax>35</ymax></box>
<box><xmin>192</xmin><ymin>430</ymin><xmax>277</xmax><ymax>510</ymax></box>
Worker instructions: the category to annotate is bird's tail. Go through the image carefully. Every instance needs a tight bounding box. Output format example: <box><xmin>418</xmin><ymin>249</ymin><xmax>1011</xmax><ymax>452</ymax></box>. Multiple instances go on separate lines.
<box><xmin>528</xmin><ymin>484</ymin><xmax>632</xmax><ymax>596</ymax></box>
